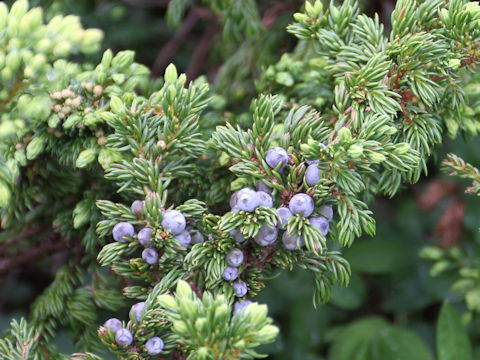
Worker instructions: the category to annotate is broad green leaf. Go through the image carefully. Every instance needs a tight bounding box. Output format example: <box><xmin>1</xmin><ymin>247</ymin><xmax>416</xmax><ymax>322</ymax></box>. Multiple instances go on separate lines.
<box><xmin>437</xmin><ymin>302</ymin><xmax>472</xmax><ymax>360</ymax></box>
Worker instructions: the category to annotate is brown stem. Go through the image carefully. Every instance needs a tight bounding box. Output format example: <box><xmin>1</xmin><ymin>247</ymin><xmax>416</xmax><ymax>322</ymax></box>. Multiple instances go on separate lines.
<box><xmin>0</xmin><ymin>227</ymin><xmax>40</xmax><ymax>254</ymax></box>
<box><xmin>151</xmin><ymin>10</ymin><xmax>200</xmax><ymax>77</ymax></box>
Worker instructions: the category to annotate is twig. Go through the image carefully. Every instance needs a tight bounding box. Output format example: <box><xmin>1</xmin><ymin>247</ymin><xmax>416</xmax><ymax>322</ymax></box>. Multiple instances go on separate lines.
<box><xmin>0</xmin><ymin>227</ymin><xmax>40</xmax><ymax>254</ymax></box>
<box><xmin>151</xmin><ymin>10</ymin><xmax>200</xmax><ymax>77</ymax></box>
<box><xmin>185</xmin><ymin>19</ymin><xmax>220</xmax><ymax>81</ymax></box>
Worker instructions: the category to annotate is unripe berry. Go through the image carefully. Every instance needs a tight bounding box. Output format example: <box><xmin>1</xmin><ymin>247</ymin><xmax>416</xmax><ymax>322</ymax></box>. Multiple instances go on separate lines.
<box><xmin>254</xmin><ymin>225</ymin><xmax>278</xmax><ymax>246</ymax></box>
<box><xmin>191</xmin><ymin>230</ymin><xmax>204</xmax><ymax>244</ymax></box>
<box><xmin>175</xmin><ymin>230</ymin><xmax>191</xmax><ymax>248</ymax></box>
<box><xmin>236</xmin><ymin>188</ymin><xmax>259</xmax><ymax>212</ymax></box>
<box><xmin>226</xmin><ymin>249</ymin><xmax>244</xmax><ymax>267</ymax></box>
<box><xmin>282</xmin><ymin>231</ymin><xmax>304</xmax><ymax>250</ymax></box>
<box><xmin>309</xmin><ymin>216</ymin><xmax>329</xmax><ymax>236</ymax></box>
<box><xmin>133</xmin><ymin>302</ymin><xmax>145</xmax><ymax>322</ymax></box>
<box><xmin>222</xmin><ymin>266</ymin><xmax>239</xmax><ymax>281</ymax></box>
<box><xmin>266</xmin><ymin>147</ymin><xmax>289</xmax><ymax>169</ymax></box>
<box><xmin>112</xmin><ymin>222</ymin><xmax>134</xmax><ymax>242</ymax></box>
<box><xmin>256</xmin><ymin>181</ymin><xmax>272</xmax><ymax>194</ymax></box>
<box><xmin>233</xmin><ymin>281</ymin><xmax>248</xmax><ymax>297</ymax></box>
<box><xmin>161</xmin><ymin>210</ymin><xmax>186</xmax><ymax>234</ymax></box>
<box><xmin>104</xmin><ymin>318</ymin><xmax>122</xmax><ymax>333</ymax></box>
<box><xmin>257</xmin><ymin>191</ymin><xmax>273</xmax><ymax>208</ymax></box>
<box><xmin>138</xmin><ymin>227</ymin><xmax>153</xmax><ymax>246</ymax></box>
<box><xmin>233</xmin><ymin>300</ymin><xmax>253</xmax><ymax>314</ymax></box>
<box><xmin>146</xmin><ymin>336</ymin><xmax>164</xmax><ymax>355</ymax></box>
<box><xmin>289</xmin><ymin>193</ymin><xmax>314</xmax><ymax>217</ymax></box>
<box><xmin>142</xmin><ymin>248</ymin><xmax>158</xmax><ymax>264</ymax></box>
<box><xmin>230</xmin><ymin>229</ymin><xmax>246</xmax><ymax>243</ymax></box>
<box><xmin>276</xmin><ymin>207</ymin><xmax>293</xmax><ymax>229</ymax></box>
<box><xmin>319</xmin><ymin>204</ymin><xmax>333</xmax><ymax>221</ymax></box>
<box><xmin>115</xmin><ymin>328</ymin><xmax>133</xmax><ymax>347</ymax></box>
<box><xmin>131</xmin><ymin>200</ymin><xmax>144</xmax><ymax>216</ymax></box>
<box><xmin>305</xmin><ymin>164</ymin><xmax>321</xmax><ymax>186</ymax></box>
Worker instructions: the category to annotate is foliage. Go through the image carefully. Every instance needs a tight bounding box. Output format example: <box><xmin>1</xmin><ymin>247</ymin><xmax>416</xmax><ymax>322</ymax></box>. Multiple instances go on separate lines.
<box><xmin>0</xmin><ymin>0</ymin><xmax>479</xmax><ymax>359</ymax></box>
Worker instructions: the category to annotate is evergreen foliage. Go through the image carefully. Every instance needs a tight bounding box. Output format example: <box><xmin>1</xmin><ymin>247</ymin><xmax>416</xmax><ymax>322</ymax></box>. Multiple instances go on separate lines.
<box><xmin>0</xmin><ymin>0</ymin><xmax>480</xmax><ymax>359</ymax></box>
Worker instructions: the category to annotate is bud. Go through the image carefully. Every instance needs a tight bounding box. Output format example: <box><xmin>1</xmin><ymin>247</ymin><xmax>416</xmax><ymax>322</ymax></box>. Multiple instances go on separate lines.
<box><xmin>112</xmin><ymin>73</ymin><xmax>125</xmax><ymax>84</ymax></box>
<box><xmin>448</xmin><ymin>58</ymin><xmax>461</xmax><ymax>70</ymax></box>
<box><xmin>81</xmin><ymin>29</ymin><xmax>103</xmax><ymax>54</ymax></box>
<box><xmin>53</xmin><ymin>41</ymin><xmax>72</xmax><ymax>57</ymax></box>
<box><xmin>26</xmin><ymin>136</ymin><xmax>46</xmax><ymax>160</ymax></box>
<box><xmin>337</xmin><ymin>127</ymin><xmax>352</xmax><ymax>142</ymax></box>
<box><xmin>109</xmin><ymin>95</ymin><xmax>123</xmax><ymax>113</ymax></box>
<box><xmin>76</xmin><ymin>148</ymin><xmax>96</xmax><ymax>168</ymax></box>
<box><xmin>275</xmin><ymin>71</ymin><xmax>294</xmax><ymax>87</ymax></box>
<box><xmin>10</xmin><ymin>0</ymin><xmax>29</xmax><ymax>19</ymax></box>
<box><xmin>395</xmin><ymin>143</ymin><xmax>410</xmax><ymax>155</ymax></box>
<box><xmin>63</xmin><ymin>114</ymin><xmax>81</xmax><ymax>129</ymax></box>
<box><xmin>6</xmin><ymin>50</ymin><xmax>21</xmax><ymax>72</ymax></box>
<box><xmin>293</xmin><ymin>13</ymin><xmax>309</xmax><ymax>24</ymax></box>
<box><xmin>164</xmin><ymin>63</ymin><xmax>178</xmax><ymax>82</ymax></box>
<box><xmin>369</xmin><ymin>152</ymin><xmax>386</xmax><ymax>163</ymax></box>
<box><xmin>100</xmin><ymin>49</ymin><xmax>113</xmax><ymax>68</ymax></box>
<box><xmin>347</xmin><ymin>144</ymin><xmax>363</xmax><ymax>158</ymax></box>
<box><xmin>111</xmin><ymin>50</ymin><xmax>134</xmax><ymax>70</ymax></box>
<box><xmin>0</xmin><ymin>181</ymin><xmax>11</xmax><ymax>208</ymax></box>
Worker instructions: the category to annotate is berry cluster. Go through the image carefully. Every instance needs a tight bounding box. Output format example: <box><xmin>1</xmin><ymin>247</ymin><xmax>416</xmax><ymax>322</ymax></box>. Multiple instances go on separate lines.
<box><xmin>103</xmin><ymin>302</ymin><xmax>164</xmax><ymax>356</ymax></box>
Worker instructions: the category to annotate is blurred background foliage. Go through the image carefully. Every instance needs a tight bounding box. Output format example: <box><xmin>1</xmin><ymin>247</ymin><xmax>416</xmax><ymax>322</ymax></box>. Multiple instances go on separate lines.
<box><xmin>0</xmin><ymin>0</ymin><xmax>479</xmax><ymax>359</ymax></box>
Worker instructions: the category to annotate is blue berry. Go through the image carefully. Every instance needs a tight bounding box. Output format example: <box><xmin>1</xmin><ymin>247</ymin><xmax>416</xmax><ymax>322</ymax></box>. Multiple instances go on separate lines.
<box><xmin>257</xmin><ymin>191</ymin><xmax>273</xmax><ymax>208</ymax></box>
<box><xmin>230</xmin><ymin>229</ymin><xmax>246</xmax><ymax>243</ymax></box>
<box><xmin>289</xmin><ymin>193</ymin><xmax>314</xmax><ymax>217</ymax></box>
<box><xmin>236</xmin><ymin>188</ymin><xmax>259</xmax><ymax>212</ymax></box>
<box><xmin>309</xmin><ymin>216</ymin><xmax>329</xmax><ymax>236</ymax></box>
<box><xmin>319</xmin><ymin>204</ymin><xmax>333</xmax><ymax>220</ymax></box>
<box><xmin>254</xmin><ymin>225</ymin><xmax>278</xmax><ymax>246</ymax></box>
<box><xmin>133</xmin><ymin>302</ymin><xmax>145</xmax><ymax>322</ymax></box>
<box><xmin>191</xmin><ymin>230</ymin><xmax>204</xmax><ymax>244</ymax></box>
<box><xmin>233</xmin><ymin>300</ymin><xmax>253</xmax><ymax>314</ymax></box>
<box><xmin>131</xmin><ymin>200</ymin><xmax>144</xmax><ymax>216</ymax></box>
<box><xmin>282</xmin><ymin>231</ymin><xmax>304</xmax><ymax>250</ymax></box>
<box><xmin>146</xmin><ymin>336</ymin><xmax>164</xmax><ymax>355</ymax></box>
<box><xmin>115</xmin><ymin>328</ymin><xmax>133</xmax><ymax>347</ymax></box>
<box><xmin>113</xmin><ymin>222</ymin><xmax>135</xmax><ymax>242</ymax></box>
<box><xmin>137</xmin><ymin>227</ymin><xmax>153</xmax><ymax>247</ymax></box>
<box><xmin>142</xmin><ymin>248</ymin><xmax>158</xmax><ymax>265</ymax></box>
<box><xmin>233</xmin><ymin>281</ymin><xmax>248</xmax><ymax>297</ymax></box>
<box><xmin>266</xmin><ymin>147</ymin><xmax>289</xmax><ymax>169</ymax></box>
<box><xmin>305</xmin><ymin>164</ymin><xmax>321</xmax><ymax>186</ymax></box>
<box><xmin>161</xmin><ymin>210</ymin><xmax>186</xmax><ymax>234</ymax></box>
<box><xmin>276</xmin><ymin>207</ymin><xmax>293</xmax><ymax>229</ymax></box>
<box><xmin>306</xmin><ymin>159</ymin><xmax>319</xmax><ymax>166</ymax></box>
<box><xmin>175</xmin><ymin>230</ymin><xmax>191</xmax><ymax>248</ymax></box>
<box><xmin>222</xmin><ymin>266</ymin><xmax>239</xmax><ymax>281</ymax></box>
<box><xmin>104</xmin><ymin>318</ymin><xmax>122</xmax><ymax>333</ymax></box>
<box><xmin>256</xmin><ymin>181</ymin><xmax>272</xmax><ymax>194</ymax></box>
<box><xmin>226</xmin><ymin>249</ymin><xmax>244</xmax><ymax>267</ymax></box>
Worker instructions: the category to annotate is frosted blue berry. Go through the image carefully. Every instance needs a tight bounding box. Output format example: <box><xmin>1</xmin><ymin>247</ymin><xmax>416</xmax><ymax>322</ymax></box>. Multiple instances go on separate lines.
<box><xmin>305</xmin><ymin>164</ymin><xmax>321</xmax><ymax>186</ymax></box>
<box><xmin>306</xmin><ymin>159</ymin><xmax>319</xmax><ymax>166</ymax></box>
<box><xmin>266</xmin><ymin>147</ymin><xmax>289</xmax><ymax>169</ymax></box>
<box><xmin>233</xmin><ymin>300</ymin><xmax>253</xmax><ymax>314</ymax></box>
<box><xmin>282</xmin><ymin>231</ymin><xmax>304</xmax><ymax>250</ymax></box>
<box><xmin>256</xmin><ymin>181</ymin><xmax>272</xmax><ymax>194</ymax></box>
<box><xmin>146</xmin><ymin>336</ymin><xmax>164</xmax><ymax>355</ymax></box>
<box><xmin>191</xmin><ymin>230</ymin><xmax>204</xmax><ymax>244</ymax></box>
<box><xmin>115</xmin><ymin>328</ymin><xmax>133</xmax><ymax>347</ymax></box>
<box><xmin>175</xmin><ymin>230</ymin><xmax>191</xmax><ymax>248</ymax></box>
<box><xmin>222</xmin><ymin>266</ymin><xmax>239</xmax><ymax>281</ymax></box>
<box><xmin>257</xmin><ymin>191</ymin><xmax>273</xmax><ymax>208</ymax></box>
<box><xmin>104</xmin><ymin>318</ymin><xmax>122</xmax><ymax>333</ymax></box>
<box><xmin>276</xmin><ymin>207</ymin><xmax>293</xmax><ymax>229</ymax></box>
<box><xmin>309</xmin><ymin>216</ymin><xmax>329</xmax><ymax>236</ymax></box>
<box><xmin>230</xmin><ymin>229</ymin><xmax>246</xmax><ymax>243</ymax></box>
<box><xmin>113</xmin><ymin>222</ymin><xmax>135</xmax><ymax>242</ymax></box>
<box><xmin>226</xmin><ymin>249</ymin><xmax>244</xmax><ymax>267</ymax></box>
<box><xmin>289</xmin><ymin>193</ymin><xmax>314</xmax><ymax>217</ymax></box>
<box><xmin>319</xmin><ymin>204</ymin><xmax>333</xmax><ymax>221</ymax></box>
<box><xmin>161</xmin><ymin>210</ymin><xmax>186</xmax><ymax>234</ymax></box>
<box><xmin>133</xmin><ymin>302</ymin><xmax>145</xmax><ymax>322</ymax></box>
<box><xmin>131</xmin><ymin>200</ymin><xmax>144</xmax><ymax>216</ymax></box>
<box><xmin>138</xmin><ymin>227</ymin><xmax>153</xmax><ymax>247</ymax></box>
<box><xmin>254</xmin><ymin>225</ymin><xmax>278</xmax><ymax>246</ymax></box>
<box><xmin>142</xmin><ymin>248</ymin><xmax>158</xmax><ymax>265</ymax></box>
<box><xmin>233</xmin><ymin>281</ymin><xmax>248</xmax><ymax>297</ymax></box>
<box><xmin>236</xmin><ymin>188</ymin><xmax>259</xmax><ymax>212</ymax></box>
